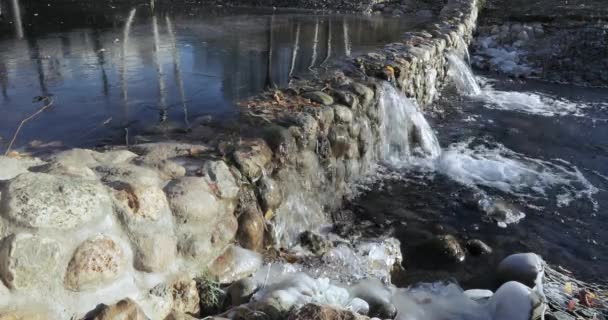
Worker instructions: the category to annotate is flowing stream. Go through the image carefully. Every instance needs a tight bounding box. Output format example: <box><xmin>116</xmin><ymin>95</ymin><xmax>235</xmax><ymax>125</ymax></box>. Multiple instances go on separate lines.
<box><xmin>348</xmin><ymin>54</ymin><xmax>608</xmax><ymax>290</ymax></box>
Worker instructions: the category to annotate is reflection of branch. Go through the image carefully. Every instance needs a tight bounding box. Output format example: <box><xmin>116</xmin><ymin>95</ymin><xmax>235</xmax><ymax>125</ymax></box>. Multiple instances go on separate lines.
<box><xmin>289</xmin><ymin>22</ymin><xmax>301</xmax><ymax>80</ymax></box>
<box><xmin>265</xmin><ymin>15</ymin><xmax>275</xmax><ymax>90</ymax></box>
<box><xmin>343</xmin><ymin>18</ymin><xmax>351</xmax><ymax>57</ymax></box>
<box><xmin>5</xmin><ymin>96</ymin><xmax>54</xmax><ymax>155</ymax></box>
<box><xmin>321</xmin><ymin>19</ymin><xmax>332</xmax><ymax>67</ymax></box>
<box><xmin>309</xmin><ymin>19</ymin><xmax>319</xmax><ymax>70</ymax></box>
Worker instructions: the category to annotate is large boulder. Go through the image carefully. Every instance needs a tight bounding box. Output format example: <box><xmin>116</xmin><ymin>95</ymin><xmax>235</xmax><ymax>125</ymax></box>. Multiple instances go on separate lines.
<box><xmin>496</xmin><ymin>253</ymin><xmax>544</xmax><ymax>287</ymax></box>
<box><xmin>64</xmin><ymin>236</ymin><xmax>126</xmax><ymax>291</ymax></box>
<box><xmin>0</xmin><ymin>172</ymin><xmax>112</xmax><ymax>230</ymax></box>
<box><xmin>0</xmin><ymin>233</ymin><xmax>61</xmax><ymax>290</ymax></box>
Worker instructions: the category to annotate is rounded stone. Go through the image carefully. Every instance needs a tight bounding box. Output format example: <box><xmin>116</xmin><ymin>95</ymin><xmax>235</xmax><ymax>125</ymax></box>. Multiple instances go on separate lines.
<box><xmin>333</xmin><ymin>105</ymin><xmax>354</xmax><ymax>124</ymax></box>
<box><xmin>466</xmin><ymin>239</ymin><xmax>493</xmax><ymax>256</ymax></box>
<box><xmin>164</xmin><ymin>177</ymin><xmax>224</xmax><ymax>225</ymax></box>
<box><xmin>64</xmin><ymin>236</ymin><xmax>126</xmax><ymax>291</ymax></box>
<box><xmin>497</xmin><ymin>253</ymin><xmax>543</xmax><ymax>287</ymax></box>
<box><xmin>1</xmin><ymin>172</ymin><xmax>112</xmax><ymax>230</ymax></box>
<box><xmin>237</xmin><ymin>208</ymin><xmax>265</xmax><ymax>252</ymax></box>
<box><xmin>0</xmin><ymin>233</ymin><xmax>61</xmax><ymax>290</ymax></box>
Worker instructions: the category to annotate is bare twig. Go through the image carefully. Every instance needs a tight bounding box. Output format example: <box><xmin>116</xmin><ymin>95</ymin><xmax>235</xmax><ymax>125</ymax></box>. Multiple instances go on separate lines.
<box><xmin>5</xmin><ymin>96</ymin><xmax>54</xmax><ymax>156</ymax></box>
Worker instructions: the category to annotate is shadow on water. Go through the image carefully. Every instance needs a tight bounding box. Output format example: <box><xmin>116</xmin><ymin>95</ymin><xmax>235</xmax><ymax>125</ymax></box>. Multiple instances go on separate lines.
<box><xmin>0</xmin><ymin>0</ymin><xmax>429</xmax><ymax>152</ymax></box>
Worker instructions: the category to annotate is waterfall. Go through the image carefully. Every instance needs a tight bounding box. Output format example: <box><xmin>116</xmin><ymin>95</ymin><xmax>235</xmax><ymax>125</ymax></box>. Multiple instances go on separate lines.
<box><xmin>379</xmin><ymin>82</ymin><xmax>441</xmax><ymax>164</ymax></box>
<box><xmin>447</xmin><ymin>53</ymin><xmax>481</xmax><ymax>96</ymax></box>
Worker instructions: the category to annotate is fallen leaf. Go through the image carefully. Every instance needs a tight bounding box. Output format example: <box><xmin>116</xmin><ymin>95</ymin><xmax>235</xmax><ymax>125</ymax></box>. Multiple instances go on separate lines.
<box><xmin>264</xmin><ymin>209</ymin><xmax>274</xmax><ymax>220</ymax></box>
<box><xmin>564</xmin><ymin>282</ymin><xmax>574</xmax><ymax>295</ymax></box>
<box><xmin>567</xmin><ymin>299</ymin><xmax>577</xmax><ymax>311</ymax></box>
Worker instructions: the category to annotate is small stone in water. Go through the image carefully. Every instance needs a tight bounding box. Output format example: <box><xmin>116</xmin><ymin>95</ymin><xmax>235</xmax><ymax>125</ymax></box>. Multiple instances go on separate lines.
<box><xmin>466</xmin><ymin>239</ymin><xmax>493</xmax><ymax>256</ymax></box>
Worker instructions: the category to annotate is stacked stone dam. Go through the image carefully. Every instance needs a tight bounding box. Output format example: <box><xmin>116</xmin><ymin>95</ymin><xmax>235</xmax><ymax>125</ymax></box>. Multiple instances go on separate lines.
<box><xmin>0</xmin><ymin>0</ymin><xmax>479</xmax><ymax>318</ymax></box>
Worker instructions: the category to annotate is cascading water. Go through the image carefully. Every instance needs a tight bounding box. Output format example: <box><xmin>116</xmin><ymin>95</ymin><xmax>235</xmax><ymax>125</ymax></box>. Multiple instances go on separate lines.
<box><xmin>447</xmin><ymin>53</ymin><xmax>482</xmax><ymax>96</ymax></box>
<box><xmin>379</xmin><ymin>82</ymin><xmax>442</xmax><ymax>164</ymax></box>
<box><xmin>447</xmin><ymin>53</ymin><xmax>597</xmax><ymax>117</ymax></box>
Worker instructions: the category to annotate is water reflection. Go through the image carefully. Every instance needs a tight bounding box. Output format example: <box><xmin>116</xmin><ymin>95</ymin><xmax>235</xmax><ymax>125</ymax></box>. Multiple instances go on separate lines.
<box><xmin>0</xmin><ymin>2</ymin><xmax>425</xmax><ymax>150</ymax></box>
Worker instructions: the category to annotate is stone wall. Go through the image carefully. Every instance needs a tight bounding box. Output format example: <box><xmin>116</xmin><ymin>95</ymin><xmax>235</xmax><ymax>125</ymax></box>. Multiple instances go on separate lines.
<box><xmin>0</xmin><ymin>0</ymin><xmax>479</xmax><ymax>318</ymax></box>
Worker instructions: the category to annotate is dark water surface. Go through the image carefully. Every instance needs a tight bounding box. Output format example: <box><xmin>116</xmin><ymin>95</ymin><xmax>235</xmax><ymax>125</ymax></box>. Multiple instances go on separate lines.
<box><xmin>0</xmin><ymin>1</ymin><xmax>426</xmax><ymax>151</ymax></box>
<box><xmin>347</xmin><ymin>77</ymin><xmax>608</xmax><ymax>289</ymax></box>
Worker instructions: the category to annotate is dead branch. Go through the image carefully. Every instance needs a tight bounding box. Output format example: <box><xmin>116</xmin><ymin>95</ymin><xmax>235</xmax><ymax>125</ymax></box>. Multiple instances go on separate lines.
<box><xmin>5</xmin><ymin>96</ymin><xmax>54</xmax><ymax>156</ymax></box>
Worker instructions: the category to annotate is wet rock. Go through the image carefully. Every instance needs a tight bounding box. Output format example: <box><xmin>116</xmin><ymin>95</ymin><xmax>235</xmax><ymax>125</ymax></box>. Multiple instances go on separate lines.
<box><xmin>333</xmin><ymin>90</ymin><xmax>358</xmax><ymax>111</ymax></box>
<box><xmin>489</xmin><ymin>281</ymin><xmax>535</xmax><ymax>320</ymax></box>
<box><xmin>165</xmin><ymin>177</ymin><xmax>228</xmax><ymax>225</ymax></box>
<box><xmin>64</xmin><ymin>235</ymin><xmax>126</xmax><ymax>291</ymax></box>
<box><xmin>303</xmin><ymin>91</ymin><xmax>334</xmax><ymax>105</ymax></box>
<box><xmin>299</xmin><ymin>231</ymin><xmax>331</xmax><ymax>255</ymax></box>
<box><xmin>0</xmin><ymin>233</ymin><xmax>61</xmax><ymax>290</ymax></box>
<box><xmin>350</xmin><ymin>279</ymin><xmax>396</xmax><ymax>318</ymax></box>
<box><xmin>329</xmin><ymin>125</ymin><xmax>351</xmax><ymax>158</ymax></box>
<box><xmin>208</xmin><ymin>246</ymin><xmax>263</xmax><ymax>284</ymax></box>
<box><xmin>466</xmin><ymin>239</ymin><xmax>493</xmax><ymax>256</ymax></box>
<box><xmin>417</xmin><ymin>234</ymin><xmax>466</xmax><ymax>264</ymax></box>
<box><xmin>233</xmin><ymin>139</ymin><xmax>273</xmax><ymax>182</ymax></box>
<box><xmin>1</xmin><ymin>172</ymin><xmax>112</xmax><ymax>230</ymax></box>
<box><xmin>227</xmin><ymin>277</ymin><xmax>259</xmax><ymax>306</ymax></box>
<box><xmin>288</xmin><ymin>304</ymin><xmax>369</xmax><ymax>320</ymax></box>
<box><xmin>89</xmin><ymin>298</ymin><xmax>149</xmax><ymax>320</ymax></box>
<box><xmin>350</xmin><ymin>83</ymin><xmax>374</xmax><ymax>108</ymax></box>
<box><xmin>131</xmin><ymin>232</ymin><xmax>177</xmax><ymax>273</ymax></box>
<box><xmin>257</xmin><ymin>176</ymin><xmax>282</xmax><ymax>211</ymax></box>
<box><xmin>496</xmin><ymin>253</ymin><xmax>543</xmax><ymax>287</ymax></box>
<box><xmin>202</xmin><ymin>160</ymin><xmax>240</xmax><ymax>201</ymax></box>
<box><xmin>347</xmin><ymin>298</ymin><xmax>370</xmax><ymax>315</ymax></box>
<box><xmin>237</xmin><ymin>207</ymin><xmax>265</xmax><ymax>252</ymax></box>
<box><xmin>0</xmin><ymin>156</ymin><xmax>43</xmax><ymax>181</ymax></box>
<box><xmin>317</xmin><ymin>107</ymin><xmax>335</xmax><ymax>136</ymax></box>
<box><xmin>333</xmin><ymin>105</ymin><xmax>354</xmax><ymax>124</ymax></box>
<box><xmin>263</xmin><ymin>126</ymin><xmax>297</xmax><ymax>165</ymax></box>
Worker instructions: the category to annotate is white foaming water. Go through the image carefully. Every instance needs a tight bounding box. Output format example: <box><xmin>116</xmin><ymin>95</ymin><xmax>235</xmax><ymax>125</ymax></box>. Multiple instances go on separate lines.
<box><xmin>437</xmin><ymin>139</ymin><xmax>599</xmax><ymax>211</ymax></box>
<box><xmin>447</xmin><ymin>53</ymin><xmax>591</xmax><ymax>117</ymax></box>
<box><xmin>379</xmin><ymin>82</ymin><xmax>441</xmax><ymax>164</ymax></box>
<box><xmin>447</xmin><ymin>53</ymin><xmax>482</xmax><ymax>96</ymax></box>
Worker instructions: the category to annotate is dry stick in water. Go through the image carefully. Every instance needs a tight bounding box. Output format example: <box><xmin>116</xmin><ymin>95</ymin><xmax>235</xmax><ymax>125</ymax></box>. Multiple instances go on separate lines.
<box><xmin>5</xmin><ymin>96</ymin><xmax>54</xmax><ymax>155</ymax></box>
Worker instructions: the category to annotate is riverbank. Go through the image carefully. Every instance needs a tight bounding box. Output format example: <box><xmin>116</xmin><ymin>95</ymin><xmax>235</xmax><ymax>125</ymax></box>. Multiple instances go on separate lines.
<box><xmin>0</xmin><ymin>0</ymin><xmax>485</xmax><ymax>318</ymax></box>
